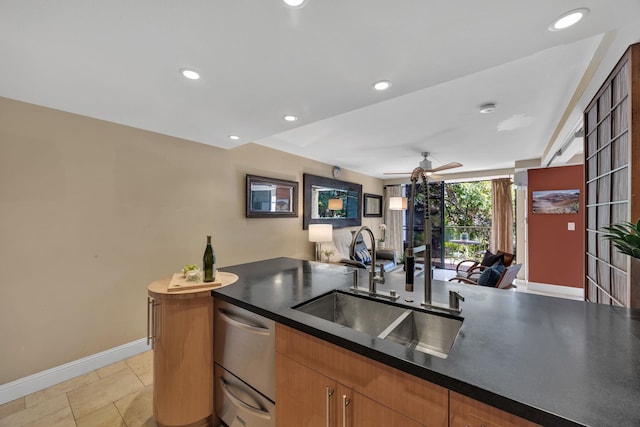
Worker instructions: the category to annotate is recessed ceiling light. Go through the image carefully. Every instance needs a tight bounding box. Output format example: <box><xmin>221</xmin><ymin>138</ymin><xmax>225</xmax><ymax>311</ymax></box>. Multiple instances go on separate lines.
<box><xmin>549</xmin><ymin>8</ymin><xmax>589</xmax><ymax>31</ymax></box>
<box><xmin>228</xmin><ymin>135</ymin><xmax>240</xmax><ymax>141</ymax></box>
<box><xmin>283</xmin><ymin>0</ymin><xmax>305</xmax><ymax>6</ymax></box>
<box><xmin>479</xmin><ymin>103</ymin><xmax>497</xmax><ymax>114</ymax></box>
<box><xmin>373</xmin><ymin>80</ymin><xmax>392</xmax><ymax>91</ymax></box>
<box><xmin>180</xmin><ymin>68</ymin><xmax>200</xmax><ymax>80</ymax></box>
<box><xmin>284</xmin><ymin>115</ymin><xmax>298</xmax><ymax>122</ymax></box>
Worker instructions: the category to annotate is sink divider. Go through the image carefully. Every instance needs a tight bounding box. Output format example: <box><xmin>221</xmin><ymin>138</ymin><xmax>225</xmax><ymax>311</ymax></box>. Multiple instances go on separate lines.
<box><xmin>377</xmin><ymin>309</ymin><xmax>413</xmax><ymax>340</ymax></box>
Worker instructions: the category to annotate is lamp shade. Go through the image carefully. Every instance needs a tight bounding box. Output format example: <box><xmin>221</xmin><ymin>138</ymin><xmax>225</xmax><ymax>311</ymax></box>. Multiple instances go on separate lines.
<box><xmin>308</xmin><ymin>224</ymin><xmax>333</xmax><ymax>242</ymax></box>
<box><xmin>328</xmin><ymin>198</ymin><xmax>343</xmax><ymax>210</ymax></box>
<box><xmin>389</xmin><ymin>196</ymin><xmax>408</xmax><ymax>210</ymax></box>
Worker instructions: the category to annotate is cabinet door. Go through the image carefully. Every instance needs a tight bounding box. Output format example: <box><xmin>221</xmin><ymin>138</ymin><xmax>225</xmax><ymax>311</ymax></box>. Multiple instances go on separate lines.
<box><xmin>450</xmin><ymin>392</ymin><xmax>540</xmax><ymax>427</ymax></box>
<box><xmin>337</xmin><ymin>384</ymin><xmax>423</xmax><ymax>427</ymax></box>
<box><xmin>276</xmin><ymin>353</ymin><xmax>337</xmax><ymax>427</ymax></box>
<box><xmin>152</xmin><ymin>293</ymin><xmax>213</xmax><ymax>426</ymax></box>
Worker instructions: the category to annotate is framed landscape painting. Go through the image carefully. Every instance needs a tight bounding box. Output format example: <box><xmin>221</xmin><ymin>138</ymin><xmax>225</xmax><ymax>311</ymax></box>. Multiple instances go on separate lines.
<box><xmin>532</xmin><ymin>189</ymin><xmax>580</xmax><ymax>214</ymax></box>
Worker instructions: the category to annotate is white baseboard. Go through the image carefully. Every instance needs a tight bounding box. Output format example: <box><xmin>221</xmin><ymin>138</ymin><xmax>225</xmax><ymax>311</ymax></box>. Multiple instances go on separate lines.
<box><xmin>524</xmin><ymin>281</ymin><xmax>584</xmax><ymax>298</ymax></box>
<box><xmin>0</xmin><ymin>338</ymin><xmax>150</xmax><ymax>405</ymax></box>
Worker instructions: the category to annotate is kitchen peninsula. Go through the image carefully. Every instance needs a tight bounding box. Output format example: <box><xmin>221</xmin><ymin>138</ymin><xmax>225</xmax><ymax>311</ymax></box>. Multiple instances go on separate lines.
<box><xmin>211</xmin><ymin>258</ymin><xmax>639</xmax><ymax>426</ymax></box>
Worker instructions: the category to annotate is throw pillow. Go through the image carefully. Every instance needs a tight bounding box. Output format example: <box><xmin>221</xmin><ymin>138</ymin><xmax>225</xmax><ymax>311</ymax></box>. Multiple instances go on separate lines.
<box><xmin>497</xmin><ymin>250</ymin><xmax>514</xmax><ymax>266</ymax></box>
<box><xmin>354</xmin><ymin>248</ymin><xmax>371</xmax><ymax>264</ymax></box>
<box><xmin>477</xmin><ymin>261</ymin><xmax>505</xmax><ymax>287</ymax></box>
<box><xmin>480</xmin><ymin>250</ymin><xmax>504</xmax><ymax>267</ymax></box>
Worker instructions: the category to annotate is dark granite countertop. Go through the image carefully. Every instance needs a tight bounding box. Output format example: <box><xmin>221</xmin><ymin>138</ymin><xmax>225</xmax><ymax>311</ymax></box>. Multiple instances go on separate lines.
<box><xmin>213</xmin><ymin>257</ymin><xmax>640</xmax><ymax>427</ymax></box>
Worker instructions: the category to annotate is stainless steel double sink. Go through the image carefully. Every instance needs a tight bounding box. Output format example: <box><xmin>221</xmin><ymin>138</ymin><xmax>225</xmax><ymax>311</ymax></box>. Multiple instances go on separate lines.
<box><xmin>294</xmin><ymin>290</ymin><xmax>463</xmax><ymax>359</ymax></box>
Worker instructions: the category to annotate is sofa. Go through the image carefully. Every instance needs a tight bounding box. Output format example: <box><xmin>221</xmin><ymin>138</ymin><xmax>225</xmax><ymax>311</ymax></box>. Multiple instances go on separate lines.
<box><xmin>327</xmin><ymin>228</ymin><xmax>398</xmax><ymax>272</ymax></box>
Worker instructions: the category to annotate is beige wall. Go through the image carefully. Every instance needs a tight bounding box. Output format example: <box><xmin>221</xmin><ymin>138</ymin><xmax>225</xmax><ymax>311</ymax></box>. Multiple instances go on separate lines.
<box><xmin>0</xmin><ymin>97</ymin><xmax>383</xmax><ymax>384</ymax></box>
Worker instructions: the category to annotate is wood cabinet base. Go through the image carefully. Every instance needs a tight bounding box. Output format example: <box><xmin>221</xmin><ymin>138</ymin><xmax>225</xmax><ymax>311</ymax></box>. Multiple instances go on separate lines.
<box><xmin>149</xmin><ymin>287</ymin><xmax>214</xmax><ymax>427</ymax></box>
<box><xmin>276</xmin><ymin>323</ymin><xmax>448</xmax><ymax>426</ymax></box>
<box><xmin>277</xmin><ymin>324</ymin><xmax>542</xmax><ymax>427</ymax></box>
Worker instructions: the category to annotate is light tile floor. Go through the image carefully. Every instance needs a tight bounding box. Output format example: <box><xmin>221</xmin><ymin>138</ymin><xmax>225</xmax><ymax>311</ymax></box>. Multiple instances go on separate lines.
<box><xmin>0</xmin><ymin>351</ymin><xmax>155</xmax><ymax>427</ymax></box>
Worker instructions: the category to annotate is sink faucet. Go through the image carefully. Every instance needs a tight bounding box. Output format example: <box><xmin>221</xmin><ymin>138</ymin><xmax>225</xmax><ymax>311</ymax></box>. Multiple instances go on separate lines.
<box><xmin>350</xmin><ymin>226</ymin><xmax>386</xmax><ymax>294</ymax></box>
<box><xmin>422</xmin><ymin>275</ymin><xmax>465</xmax><ymax>313</ymax></box>
<box><xmin>448</xmin><ymin>290</ymin><xmax>465</xmax><ymax>312</ymax></box>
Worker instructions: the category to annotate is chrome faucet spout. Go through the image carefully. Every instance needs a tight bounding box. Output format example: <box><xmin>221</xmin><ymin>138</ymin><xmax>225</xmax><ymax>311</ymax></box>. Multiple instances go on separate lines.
<box><xmin>423</xmin><ymin>248</ymin><xmax>432</xmax><ymax>305</ymax></box>
<box><xmin>350</xmin><ymin>226</ymin><xmax>385</xmax><ymax>294</ymax></box>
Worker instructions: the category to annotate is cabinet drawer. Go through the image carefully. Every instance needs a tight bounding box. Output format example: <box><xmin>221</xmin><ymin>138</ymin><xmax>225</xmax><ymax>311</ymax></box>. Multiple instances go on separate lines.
<box><xmin>215</xmin><ymin>364</ymin><xmax>275</xmax><ymax>427</ymax></box>
<box><xmin>214</xmin><ymin>299</ymin><xmax>276</xmax><ymax>401</ymax></box>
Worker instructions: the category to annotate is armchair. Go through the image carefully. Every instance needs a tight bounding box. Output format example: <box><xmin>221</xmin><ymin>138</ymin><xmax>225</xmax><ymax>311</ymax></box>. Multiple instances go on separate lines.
<box><xmin>450</xmin><ymin>264</ymin><xmax>522</xmax><ymax>289</ymax></box>
<box><xmin>454</xmin><ymin>249</ymin><xmax>514</xmax><ymax>279</ymax></box>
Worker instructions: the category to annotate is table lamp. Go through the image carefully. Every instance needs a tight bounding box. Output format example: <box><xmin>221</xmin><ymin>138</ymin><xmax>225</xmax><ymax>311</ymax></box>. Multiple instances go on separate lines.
<box><xmin>308</xmin><ymin>224</ymin><xmax>333</xmax><ymax>261</ymax></box>
<box><xmin>389</xmin><ymin>196</ymin><xmax>408</xmax><ymax>210</ymax></box>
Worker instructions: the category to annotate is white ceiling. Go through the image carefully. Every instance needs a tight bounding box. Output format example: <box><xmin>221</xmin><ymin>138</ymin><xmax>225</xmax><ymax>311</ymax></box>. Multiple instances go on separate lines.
<box><xmin>2</xmin><ymin>1</ymin><xmax>640</xmax><ymax>179</ymax></box>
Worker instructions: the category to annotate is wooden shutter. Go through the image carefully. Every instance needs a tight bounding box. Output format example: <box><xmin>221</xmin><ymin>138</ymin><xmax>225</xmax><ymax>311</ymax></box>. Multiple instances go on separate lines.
<box><xmin>584</xmin><ymin>43</ymin><xmax>640</xmax><ymax>307</ymax></box>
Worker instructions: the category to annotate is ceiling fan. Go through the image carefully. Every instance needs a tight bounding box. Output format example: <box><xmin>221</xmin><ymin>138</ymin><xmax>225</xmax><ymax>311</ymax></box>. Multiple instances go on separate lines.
<box><xmin>383</xmin><ymin>152</ymin><xmax>462</xmax><ymax>180</ymax></box>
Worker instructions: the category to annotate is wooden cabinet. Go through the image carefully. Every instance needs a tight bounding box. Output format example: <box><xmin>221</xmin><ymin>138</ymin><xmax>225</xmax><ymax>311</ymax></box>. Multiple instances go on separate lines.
<box><xmin>148</xmin><ymin>280</ymin><xmax>214</xmax><ymax>427</ymax></box>
<box><xmin>276</xmin><ymin>323</ymin><xmax>448</xmax><ymax>427</ymax></box>
<box><xmin>276</xmin><ymin>353</ymin><xmax>335</xmax><ymax>427</ymax></box>
<box><xmin>450</xmin><ymin>392</ymin><xmax>540</xmax><ymax>427</ymax></box>
<box><xmin>276</xmin><ymin>353</ymin><xmax>421</xmax><ymax>427</ymax></box>
<box><xmin>277</xmin><ymin>323</ymin><xmax>545</xmax><ymax>427</ymax></box>
<box><xmin>343</xmin><ymin>385</ymin><xmax>422</xmax><ymax>427</ymax></box>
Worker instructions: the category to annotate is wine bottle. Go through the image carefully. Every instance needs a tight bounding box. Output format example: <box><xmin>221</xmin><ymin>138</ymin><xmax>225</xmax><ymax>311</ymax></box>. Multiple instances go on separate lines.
<box><xmin>203</xmin><ymin>235</ymin><xmax>216</xmax><ymax>282</ymax></box>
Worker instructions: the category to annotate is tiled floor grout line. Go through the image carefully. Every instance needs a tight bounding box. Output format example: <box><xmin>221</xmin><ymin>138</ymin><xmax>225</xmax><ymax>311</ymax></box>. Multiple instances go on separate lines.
<box><xmin>65</xmin><ymin>372</ymin><xmax>84</xmax><ymax>424</ymax></box>
<box><xmin>64</xmin><ymin>391</ymin><xmax>77</xmax><ymax>426</ymax></box>
<box><xmin>114</xmin><ymin>400</ymin><xmax>129</xmax><ymax>427</ymax></box>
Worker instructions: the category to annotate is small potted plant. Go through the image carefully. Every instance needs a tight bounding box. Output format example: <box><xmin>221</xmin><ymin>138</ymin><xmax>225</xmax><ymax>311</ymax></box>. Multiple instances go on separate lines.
<box><xmin>322</xmin><ymin>248</ymin><xmax>335</xmax><ymax>263</ymax></box>
<box><xmin>603</xmin><ymin>219</ymin><xmax>640</xmax><ymax>259</ymax></box>
<box><xmin>378</xmin><ymin>224</ymin><xmax>387</xmax><ymax>249</ymax></box>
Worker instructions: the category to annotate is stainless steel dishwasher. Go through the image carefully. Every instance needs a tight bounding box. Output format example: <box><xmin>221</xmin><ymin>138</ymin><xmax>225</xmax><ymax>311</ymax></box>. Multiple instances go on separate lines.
<box><xmin>214</xmin><ymin>299</ymin><xmax>275</xmax><ymax>427</ymax></box>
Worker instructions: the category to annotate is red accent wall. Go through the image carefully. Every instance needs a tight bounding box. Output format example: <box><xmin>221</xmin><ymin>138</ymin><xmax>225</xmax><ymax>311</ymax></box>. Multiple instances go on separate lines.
<box><xmin>527</xmin><ymin>165</ymin><xmax>584</xmax><ymax>288</ymax></box>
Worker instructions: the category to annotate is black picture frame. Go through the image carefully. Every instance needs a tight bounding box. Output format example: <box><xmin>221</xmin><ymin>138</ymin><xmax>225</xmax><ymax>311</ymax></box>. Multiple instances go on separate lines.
<box><xmin>246</xmin><ymin>175</ymin><xmax>299</xmax><ymax>218</ymax></box>
<box><xmin>303</xmin><ymin>173</ymin><xmax>362</xmax><ymax>229</ymax></box>
<box><xmin>363</xmin><ymin>193</ymin><xmax>383</xmax><ymax>217</ymax></box>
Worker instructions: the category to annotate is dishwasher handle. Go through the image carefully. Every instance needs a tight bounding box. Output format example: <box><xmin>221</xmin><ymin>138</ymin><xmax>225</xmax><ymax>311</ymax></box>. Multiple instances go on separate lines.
<box><xmin>219</xmin><ymin>377</ymin><xmax>272</xmax><ymax>421</ymax></box>
<box><xmin>217</xmin><ymin>308</ymin><xmax>271</xmax><ymax>336</ymax></box>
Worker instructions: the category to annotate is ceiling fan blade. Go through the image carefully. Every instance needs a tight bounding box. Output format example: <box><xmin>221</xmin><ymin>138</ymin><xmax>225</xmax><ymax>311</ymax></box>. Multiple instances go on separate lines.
<box><xmin>385</xmin><ymin>157</ymin><xmax>461</xmax><ymax>176</ymax></box>
<box><xmin>428</xmin><ymin>162</ymin><xmax>462</xmax><ymax>173</ymax></box>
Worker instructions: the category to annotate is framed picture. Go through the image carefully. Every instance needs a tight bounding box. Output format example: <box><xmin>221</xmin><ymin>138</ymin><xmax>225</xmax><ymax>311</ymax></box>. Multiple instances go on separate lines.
<box><xmin>246</xmin><ymin>175</ymin><xmax>298</xmax><ymax>218</ymax></box>
<box><xmin>363</xmin><ymin>193</ymin><xmax>383</xmax><ymax>217</ymax></box>
<box><xmin>303</xmin><ymin>174</ymin><xmax>362</xmax><ymax>229</ymax></box>
<box><xmin>532</xmin><ymin>189</ymin><xmax>580</xmax><ymax>214</ymax></box>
